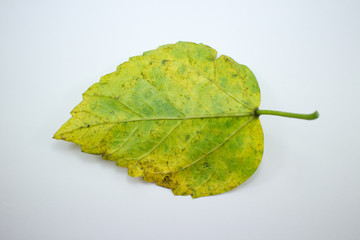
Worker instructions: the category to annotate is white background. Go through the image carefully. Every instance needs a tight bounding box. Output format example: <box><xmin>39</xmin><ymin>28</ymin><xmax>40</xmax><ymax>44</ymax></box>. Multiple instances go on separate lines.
<box><xmin>1</xmin><ymin>0</ymin><xmax>359</xmax><ymax>239</ymax></box>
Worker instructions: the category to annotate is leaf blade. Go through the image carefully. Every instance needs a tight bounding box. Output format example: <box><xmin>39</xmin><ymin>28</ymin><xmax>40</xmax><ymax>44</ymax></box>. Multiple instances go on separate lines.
<box><xmin>54</xmin><ymin>41</ymin><xmax>264</xmax><ymax>197</ymax></box>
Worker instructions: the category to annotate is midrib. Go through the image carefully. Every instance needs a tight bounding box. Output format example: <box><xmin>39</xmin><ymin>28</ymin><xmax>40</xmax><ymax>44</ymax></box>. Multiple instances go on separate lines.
<box><xmin>59</xmin><ymin>112</ymin><xmax>255</xmax><ymax>136</ymax></box>
<box><xmin>98</xmin><ymin>112</ymin><xmax>254</xmax><ymax>124</ymax></box>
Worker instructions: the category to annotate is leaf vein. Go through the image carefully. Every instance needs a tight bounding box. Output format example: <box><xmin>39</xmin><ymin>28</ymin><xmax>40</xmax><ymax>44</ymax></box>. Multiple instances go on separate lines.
<box><xmin>137</xmin><ymin>78</ymin><xmax>185</xmax><ymax>117</ymax></box>
<box><xmin>149</xmin><ymin>57</ymin><xmax>254</xmax><ymax>110</ymax></box>
<box><xmin>84</xmin><ymin>94</ymin><xmax>144</xmax><ymax>118</ymax></box>
<box><xmin>128</xmin><ymin>120</ymin><xmax>184</xmax><ymax>170</ymax></box>
<box><xmin>109</xmin><ymin>123</ymin><xmax>141</xmax><ymax>156</ymax></box>
<box><xmin>179</xmin><ymin>117</ymin><xmax>254</xmax><ymax>171</ymax></box>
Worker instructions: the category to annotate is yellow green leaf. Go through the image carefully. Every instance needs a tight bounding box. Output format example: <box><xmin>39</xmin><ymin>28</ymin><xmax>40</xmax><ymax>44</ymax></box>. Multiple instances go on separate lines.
<box><xmin>54</xmin><ymin>41</ymin><xmax>318</xmax><ymax>198</ymax></box>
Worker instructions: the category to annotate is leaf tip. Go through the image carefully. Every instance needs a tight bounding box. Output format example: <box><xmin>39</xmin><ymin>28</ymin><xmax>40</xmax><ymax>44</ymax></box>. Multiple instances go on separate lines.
<box><xmin>53</xmin><ymin>130</ymin><xmax>62</xmax><ymax>140</ymax></box>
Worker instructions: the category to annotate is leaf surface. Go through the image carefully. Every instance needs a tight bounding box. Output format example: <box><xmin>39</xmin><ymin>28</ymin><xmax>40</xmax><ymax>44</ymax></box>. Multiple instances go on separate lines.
<box><xmin>54</xmin><ymin>41</ymin><xmax>264</xmax><ymax>198</ymax></box>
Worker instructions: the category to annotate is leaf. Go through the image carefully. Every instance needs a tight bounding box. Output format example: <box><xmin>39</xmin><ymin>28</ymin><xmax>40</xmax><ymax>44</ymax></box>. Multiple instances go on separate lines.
<box><xmin>54</xmin><ymin>41</ymin><xmax>264</xmax><ymax>198</ymax></box>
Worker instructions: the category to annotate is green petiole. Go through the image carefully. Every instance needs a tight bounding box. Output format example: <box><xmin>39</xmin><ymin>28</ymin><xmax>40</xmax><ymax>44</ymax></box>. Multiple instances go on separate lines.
<box><xmin>255</xmin><ymin>109</ymin><xmax>319</xmax><ymax>120</ymax></box>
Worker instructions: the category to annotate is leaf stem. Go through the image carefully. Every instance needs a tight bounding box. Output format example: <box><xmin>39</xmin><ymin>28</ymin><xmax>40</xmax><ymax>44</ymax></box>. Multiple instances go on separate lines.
<box><xmin>255</xmin><ymin>109</ymin><xmax>319</xmax><ymax>120</ymax></box>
